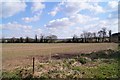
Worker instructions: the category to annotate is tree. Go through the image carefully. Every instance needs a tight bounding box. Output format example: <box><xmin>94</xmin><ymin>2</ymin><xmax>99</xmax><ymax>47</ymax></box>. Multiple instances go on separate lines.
<box><xmin>80</xmin><ymin>34</ymin><xmax>84</xmax><ymax>43</ymax></box>
<box><xmin>26</xmin><ymin>37</ymin><xmax>29</xmax><ymax>43</ymax></box>
<box><xmin>11</xmin><ymin>37</ymin><xmax>15</xmax><ymax>43</ymax></box>
<box><xmin>46</xmin><ymin>35</ymin><xmax>57</xmax><ymax>43</ymax></box>
<box><xmin>82</xmin><ymin>31</ymin><xmax>87</xmax><ymax>43</ymax></box>
<box><xmin>20</xmin><ymin>37</ymin><xmax>23</xmax><ymax>43</ymax></box>
<box><xmin>82</xmin><ymin>32</ymin><xmax>92</xmax><ymax>43</ymax></box>
<box><xmin>102</xmin><ymin>28</ymin><xmax>107</xmax><ymax>42</ymax></box>
<box><xmin>98</xmin><ymin>28</ymin><xmax>107</xmax><ymax>42</ymax></box>
<box><xmin>109</xmin><ymin>30</ymin><xmax>112</xmax><ymax>42</ymax></box>
<box><xmin>93</xmin><ymin>32</ymin><xmax>97</xmax><ymax>42</ymax></box>
<box><xmin>87</xmin><ymin>32</ymin><xmax>92</xmax><ymax>42</ymax></box>
<box><xmin>98</xmin><ymin>30</ymin><xmax>103</xmax><ymax>42</ymax></box>
<box><xmin>40</xmin><ymin>34</ymin><xmax>44</xmax><ymax>43</ymax></box>
<box><xmin>35</xmin><ymin>35</ymin><xmax>38</xmax><ymax>43</ymax></box>
<box><xmin>72</xmin><ymin>34</ymin><xmax>78</xmax><ymax>42</ymax></box>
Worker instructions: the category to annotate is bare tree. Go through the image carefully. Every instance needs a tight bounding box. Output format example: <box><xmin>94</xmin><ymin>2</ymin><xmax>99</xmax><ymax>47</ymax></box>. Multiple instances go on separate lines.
<box><xmin>102</xmin><ymin>28</ymin><xmax>107</xmax><ymax>42</ymax></box>
<box><xmin>46</xmin><ymin>35</ymin><xmax>57</xmax><ymax>43</ymax></box>
<box><xmin>82</xmin><ymin>31</ymin><xmax>87</xmax><ymax>43</ymax></box>
<box><xmin>80</xmin><ymin>34</ymin><xmax>84</xmax><ymax>43</ymax></box>
<box><xmin>109</xmin><ymin>30</ymin><xmax>112</xmax><ymax>42</ymax></box>
<box><xmin>72</xmin><ymin>34</ymin><xmax>78</xmax><ymax>42</ymax></box>
<box><xmin>93</xmin><ymin>32</ymin><xmax>97</xmax><ymax>42</ymax></box>
<box><xmin>20</xmin><ymin>37</ymin><xmax>23</xmax><ymax>43</ymax></box>
<box><xmin>82</xmin><ymin>32</ymin><xmax>92</xmax><ymax>43</ymax></box>
<box><xmin>40</xmin><ymin>34</ymin><xmax>44</xmax><ymax>43</ymax></box>
<box><xmin>87</xmin><ymin>32</ymin><xmax>92</xmax><ymax>42</ymax></box>
<box><xmin>98</xmin><ymin>28</ymin><xmax>107</xmax><ymax>42</ymax></box>
<box><xmin>26</xmin><ymin>37</ymin><xmax>29</xmax><ymax>43</ymax></box>
<box><xmin>35</xmin><ymin>35</ymin><xmax>38</xmax><ymax>43</ymax></box>
<box><xmin>11</xmin><ymin>37</ymin><xmax>15</xmax><ymax>43</ymax></box>
<box><xmin>98</xmin><ymin>30</ymin><xmax>103</xmax><ymax>42</ymax></box>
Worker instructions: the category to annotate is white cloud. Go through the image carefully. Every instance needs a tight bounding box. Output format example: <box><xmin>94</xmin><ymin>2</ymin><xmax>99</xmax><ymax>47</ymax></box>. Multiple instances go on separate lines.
<box><xmin>108</xmin><ymin>1</ymin><xmax>118</xmax><ymax>9</ymax></box>
<box><xmin>0</xmin><ymin>1</ymin><xmax>26</xmax><ymax>18</ymax></box>
<box><xmin>2</xmin><ymin>22</ymin><xmax>32</xmax><ymax>30</ymax></box>
<box><xmin>22</xmin><ymin>12</ymin><xmax>41</xmax><ymax>23</ymax></box>
<box><xmin>85</xmin><ymin>19</ymin><xmax>118</xmax><ymax>34</ymax></box>
<box><xmin>31</xmin><ymin>1</ymin><xmax>45</xmax><ymax>13</ymax></box>
<box><xmin>48</xmin><ymin>7</ymin><xmax>59</xmax><ymax>16</ymax></box>
<box><xmin>70</xmin><ymin>14</ymin><xmax>99</xmax><ymax>24</ymax></box>
<box><xmin>49</xmin><ymin>2</ymin><xmax>105</xmax><ymax>17</ymax></box>
<box><xmin>2</xmin><ymin>22</ymin><xmax>44</xmax><ymax>38</ymax></box>
<box><xmin>45</xmin><ymin>13</ymin><xmax>99</xmax><ymax>28</ymax></box>
<box><xmin>44</xmin><ymin>17</ymin><xmax>75</xmax><ymax>28</ymax></box>
<box><xmin>90</xmin><ymin>3</ymin><xmax>105</xmax><ymax>13</ymax></box>
<box><xmin>34</xmin><ymin>28</ymin><xmax>42</xmax><ymax>35</ymax></box>
<box><xmin>65</xmin><ymin>2</ymin><xmax>105</xmax><ymax>15</ymax></box>
<box><xmin>45</xmin><ymin>11</ymin><xmax>118</xmax><ymax>38</ymax></box>
<box><xmin>44</xmin><ymin>13</ymin><xmax>101</xmax><ymax>38</ymax></box>
<box><xmin>48</xmin><ymin>2</ymin><xmax>64</xmax><ymax>16</ymax></box>
<box><xmin>22</xmin><ymin>0</ymin><xmax>45</xmax><ymax>23</ymax></box>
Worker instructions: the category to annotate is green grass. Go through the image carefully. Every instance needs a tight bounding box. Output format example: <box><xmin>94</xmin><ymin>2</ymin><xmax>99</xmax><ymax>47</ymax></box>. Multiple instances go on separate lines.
<box><xmin>78</xmin><ymin>61</ymin><xmax>119</xmax><ymax>78</ymax></box>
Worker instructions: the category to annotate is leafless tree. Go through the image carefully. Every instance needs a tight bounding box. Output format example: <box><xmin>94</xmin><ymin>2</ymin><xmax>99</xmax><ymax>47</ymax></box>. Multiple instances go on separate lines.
<box><xmin>20</xmin><ymin>37</ymin><xmax>23</xmax><ymax>43</ymax></box>
<box><xmin>109</xmin><ymin>30</ymin><xmax>112</xmax><ymax>42</ymax></box>
<box><xmin>93</xmin><ymin>32</ymin><xmax>97</xmax><ymax>42</ymax></box>
<box><xmin>26</xmin><ymin>36</ymin><xmax>29</xmax><ymax>43</ymax></box>
<box><xmin>98</xmin><ymin>30</ymin><xmax>103</xmax><ymax>42</ymax></box>
<box><xmin>102</xmin><ymin>28</ymin><xmax>107</xmax><ymax>42</ymax></box>
<box><xmin>40</xmin><ymin>34</ymin><xmax>44</xmax><ymax>43</ymax></box>
<box><xmin>35</xmin><ymin>35</ymin><xmax>38</xmax><ymax>42</ymax></box>
<box><xmin>72</xmin><ymin>34</ymin><xmax>78</xmax><ymax>42</ymax></box>
<box><xmin>46</xmin><ymin>35</ymin><xmax>57</xmax><ymax>43</ymax></box>
<box><xmin>98</xmin><ymin>28</ymin><xmax>107</xmax><ymax>42</ymax></box>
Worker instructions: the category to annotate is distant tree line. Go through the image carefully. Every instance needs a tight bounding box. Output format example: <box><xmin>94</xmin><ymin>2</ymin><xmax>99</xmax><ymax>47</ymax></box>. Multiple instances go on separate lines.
<box><xmin>1</xmin><ymin>28</ymin><xmax>115</xmax><ymax>43</ymax></box>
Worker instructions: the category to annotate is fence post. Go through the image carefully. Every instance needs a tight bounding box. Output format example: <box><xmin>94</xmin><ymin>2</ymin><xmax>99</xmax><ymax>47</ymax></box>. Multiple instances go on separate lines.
<box><xmin>33</xmin><ymin>57</ymin><xmax>35</xmax><ymax>75</ymax></box>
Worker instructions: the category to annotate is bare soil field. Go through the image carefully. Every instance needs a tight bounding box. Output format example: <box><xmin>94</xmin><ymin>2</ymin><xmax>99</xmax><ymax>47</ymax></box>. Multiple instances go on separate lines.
<box><xmin>2</xmin><ymin>43</ymin><xmax>118</xmax><ymax>71</ymax></box>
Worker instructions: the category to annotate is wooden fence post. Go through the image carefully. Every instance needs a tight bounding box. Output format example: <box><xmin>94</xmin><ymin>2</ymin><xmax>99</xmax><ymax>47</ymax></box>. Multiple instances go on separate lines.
<box><xmin>33</xmin><ymin>57</ymin><xmax>35</xmax><ymax>75</ymax></box>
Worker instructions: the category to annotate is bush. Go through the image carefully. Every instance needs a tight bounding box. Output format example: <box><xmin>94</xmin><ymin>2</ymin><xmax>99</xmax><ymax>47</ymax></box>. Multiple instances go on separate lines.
<box><xmin>2</xmin><ymin>71</ymin><xmax>20</xmax><ymax>80</ymax></box>
<box><xmin>77</xmin><ymin>57</ymin><xmax>87</xmax><ymax>64</ymax></box>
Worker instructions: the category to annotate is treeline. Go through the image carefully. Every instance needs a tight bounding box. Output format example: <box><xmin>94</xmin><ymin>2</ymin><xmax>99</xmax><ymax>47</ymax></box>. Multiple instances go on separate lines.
<box><xmin>2</xmin><ymin>28</ymin><xmax>112</xmax><ymax>43</ymax></box>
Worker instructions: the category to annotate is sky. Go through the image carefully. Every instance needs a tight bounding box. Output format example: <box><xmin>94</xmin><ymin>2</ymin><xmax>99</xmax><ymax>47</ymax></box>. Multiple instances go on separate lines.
<box><xmin>0</xmin><ymin>0</ymin><xmax>119</xmax><ymax>38</ymax></box>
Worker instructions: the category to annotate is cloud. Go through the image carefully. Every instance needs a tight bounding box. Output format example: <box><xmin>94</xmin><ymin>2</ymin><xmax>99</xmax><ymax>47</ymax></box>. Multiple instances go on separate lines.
<box><xmin>48</xmin><ymin>7</ymin><xmax>59</xmax><ymax>16</ymax></box>
<box><xmin>2</xmin><ymin>22</ymin><xmax>43</xmax><ymax>38</ymax></box>
<box><xmin>84</xmin><ymin>18</ymin><xmax>118</xmax><ymax>33</ymax></box>
<box><xmin>65</xmin><ymin>2</ymin><xmax>105</xmax><ymax>15</ymax></box>
<box><xmin>46</xmin><ymin>2</ymin><xmax>118</xmax><ymax>38</ymax></box>
<box><xmin>108</xmin><ymin>1</ymin><xmax>118</xmax><ymax>9</ymax></box>
<box><xmin>45</xmin><ymin>11</ymin><xmax>117</xmax><ymax>38</ymax></box>
<box><xmin>22</xmin><ymin>0</ymin><xmax>45</xmax><ymax>23</ymax></box>
<box><xmin>45</xmin><ymin>13</ymin><xmax>99</xmax><ymax>28</ymax></box>
<box><xmin>34</xmin><ymin>28</ymin><xmax>42</xmax><ymax>35</ymax></box>
<box><xmin>49</xmin><ymin>2</ymin><xmax>105</xmax><ymax>17</ymax></box>
<box><xmin>70</xmin><ymin>14</ymin><xmax>99</xmax><ymax>24</ymax></box>
<box><xmin>31</xmin><ymin>1</ymin><xmax>45</xmax><ymax>13</ymax></box>
<box><xmin>0</xmin><ymin>1</ymin><xmax>26</xmax><ymax>18</ymax></box>
<box><xmin>2</xmin><ymin>22</ymin><xmax>32</xmax><ymax>30</ymax></box>
<box><xmin>48</xmin><ymin>2</ymin><xmax>64</xmax><ymax>16</ymax></box>
<box><xmin>2</xmin><ymin>22</ymin><xmax>33</xmax><ymax>37</ymax></box>
<box><xmin>44</xmin><ymin>13</ymin><xmax>100</xmax><ymax>38</ymax></box>
<box><xmin>106</xmin><ymin>1</ymin><xmax>118</xmax><ymax>13</ymax></box>
<box><xmin>44</xmin><ymin>17</ymin><xmax>75</xmax><ymax>28</ymax></box>
<box><xmin>22</xmin><ymin>12</ymin><xmax>42</xmax><ymax>23</ymax></box>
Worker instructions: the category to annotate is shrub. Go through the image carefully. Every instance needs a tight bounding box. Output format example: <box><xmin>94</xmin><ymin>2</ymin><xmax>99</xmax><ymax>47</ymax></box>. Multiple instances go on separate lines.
<box><xmin>77</xmin><ymin>57</ymin><xmax>87</xmax><ymax>64</ymax></box>
<box><xmin>2</xmin><ymin>71</ymin><xmax>20</xmax><ymax>80</ymax></box>
<box><xmin>72</xmin><ymin>66</ymin><xmax>81</xmax><ymax>71</ymax></box>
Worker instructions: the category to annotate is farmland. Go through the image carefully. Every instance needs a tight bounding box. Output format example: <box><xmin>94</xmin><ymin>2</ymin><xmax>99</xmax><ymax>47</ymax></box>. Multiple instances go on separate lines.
<box><xmin>2</xmin><ymin>43</ymin><xmax>120</xmax><ymax>79</ymax></box>
<box><xmin>2</xmin><ymin>43</ymin><xmax>118</xmax><ymax>59</ymax></box>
